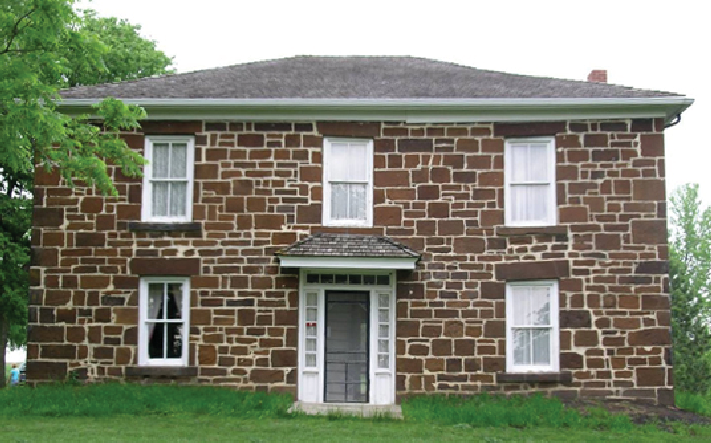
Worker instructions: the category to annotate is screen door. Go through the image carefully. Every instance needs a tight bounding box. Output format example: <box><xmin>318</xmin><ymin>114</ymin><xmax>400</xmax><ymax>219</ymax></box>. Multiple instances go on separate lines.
<box><xmin>324</xmin><ymin>291</ymin><xmax>369</xmax><ymax>403</ymax></box>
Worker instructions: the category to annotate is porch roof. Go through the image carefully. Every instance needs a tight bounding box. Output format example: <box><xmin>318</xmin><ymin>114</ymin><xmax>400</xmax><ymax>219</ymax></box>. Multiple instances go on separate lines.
<box><xmin>276</xmin><ymin>233</ymin><xmax>420</xmax><ymax>270</ymax></box>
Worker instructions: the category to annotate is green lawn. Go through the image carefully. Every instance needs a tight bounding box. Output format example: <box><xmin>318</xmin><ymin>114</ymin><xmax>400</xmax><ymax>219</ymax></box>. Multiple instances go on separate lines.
<box><xmin>0</xmin><ymin>416</ymin><xmax>706</xmax><ymax>442</ymax></box>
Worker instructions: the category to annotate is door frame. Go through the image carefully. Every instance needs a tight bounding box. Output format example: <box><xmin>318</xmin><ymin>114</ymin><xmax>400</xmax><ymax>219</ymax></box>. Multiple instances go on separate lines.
<box><xmin>297</xmin><ymin>268</ymin><xmax>396</xmax><ymax>405</ymax></box>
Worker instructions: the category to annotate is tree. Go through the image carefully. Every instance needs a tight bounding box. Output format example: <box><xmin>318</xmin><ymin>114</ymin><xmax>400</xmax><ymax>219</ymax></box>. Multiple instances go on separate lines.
<box><xmin>669</xmin><ymin>184</ymin><xmax>711</xmax><ymax>392</ymax></box>
<box><xmin>1</xmin><ymin>0</ymin><xmax>172</xmax><ymax>387</ymax></box>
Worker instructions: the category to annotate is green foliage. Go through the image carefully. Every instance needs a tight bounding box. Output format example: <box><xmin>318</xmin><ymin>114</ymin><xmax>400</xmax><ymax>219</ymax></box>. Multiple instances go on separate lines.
<box><xmin>2</xmin><ymin>1</ymin><xmax>172</xmax><ymax>369</ymax></box>
<box><xmin>0</xmin><ymin>383</ymin><xmax>293</xmax><ymax>418</ymax></box>
<box><xmin>402</xmin><ymin>394</ymin><xmax>633</xmax><ymax>431</ymax></box>
<box><xmin>669</xmin><ymin>184</ymin><xmax>711</xmax><ymax>392</ymax></box>
<box><xmin>676</xmin><ymin>391</ymin><xmax>711</xmax><ymax>417</ymax></box>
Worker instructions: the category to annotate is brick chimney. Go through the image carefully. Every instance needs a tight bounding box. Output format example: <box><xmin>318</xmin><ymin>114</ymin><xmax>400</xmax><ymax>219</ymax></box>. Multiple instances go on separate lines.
<box><xmin>588</xmin><ymin>70</ymin><xmax>608</xmax><ymax>83</ymax></box>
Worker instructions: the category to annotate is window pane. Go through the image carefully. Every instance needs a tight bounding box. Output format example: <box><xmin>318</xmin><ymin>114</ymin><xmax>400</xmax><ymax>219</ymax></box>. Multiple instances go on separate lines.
<box><xmin>329</xmin><ymin>143</ymin><xmax>350</xmax><ymax>180</ymax></box>
<box><xmin>321</xmin><ymin>274</ymin><xmax>334</xmax><ymax>284</ymax></box>
<box><xmin>532</xmin><ymin>329</ymin><xmax>551</xmax><ymax>365</ymax></box>
<box><xmin>348</xmin><ymin>274</ymin><xmax>361</xmax><ymax>285</ymax></box>
<box><xmin>166</xmin><ymin>323</ymin><xmax>183</xmax><ymax>358</ymax></box>
<box><xmin>148</xmin><ymin>322</ymin><xmax>166</xmax><ymax>358</ymax></box>
<box><xmin>510</xmin><ymin>185</ymin><xmax>549</xmax><ymax>223</ymax></box>
<box><xmin>306</xmin><ymin>274</ymin><xmax>319</xmax><ymax>284</ymax></box>
<box><xmin>529</xmin><ymin>287</ymin><xmax>551</xmax><ymax>326</ymax></box>
<box><xmin>169</xmin><ymin>182</ymin><xmax>187</xmax><ymax>217</ymax></box>
<box><xmin>152</xmin><ymin>182</ymin><xmax>170</xmax><ymax>217</ymax></box>
<box><xmin>306</xmin><ymin>325</ymin><xmax>316</xmax><ymax>337</ymax></box>
<box><xmin>335</xmin><ymin>274</ymin><xmax>347</xmax><ymax>284</ymax></box>
<box><xmin>306</xmin><ymin>307</ymin><xmax>317</xmax><ymax>322</ymax></box>
<box><xmin>306</xmin><ymin>293</ymin><xmax>317</xmax><ymax>306</ymax></box>
<box><xmin>378</xmin><ymin>354</ymin><xmax>389</xmax><ymax>369</ymax></box>
<box><xmin>513</xmin><ymin>329</ymin><xmax>531</xmax><ymax>365</ymax></box>
<box><xmin>378</xmin><ymin>325</ymin><xmax>389</xmax><ymax>339</ymax></box>
<box><xmin>364</xmin><ymin>275</ymin><xmax>375</xmax><ymax>285</ymax></box>
<box><xmin>167</xmin><ymin>283</ymin><xmax>183</xmax><ymax>319</ymax></box>
<box><xmin>509</xmin><ymin>144</ymin><xmax>528</xmax><ymax>182</ymax></box>
<box><xmin>306</xmin><ymin>338</ymin><xmax>317</xmax><ymax>352</ymax></box>
<box><xmin>170</xmin><ymin>143</ymin><xmax>188</xmax><ymax>178</ymax></box>
<box><xmin>378</xmin><ymin>293</ymin><xmax>389</xmax><ymax>308</ymax></box>
<box><xmin>346</xmin><ymin>143</ymin><xmax>368</xmax><ymax>181</ymax></box>
<box><xmin>152</xmin><ymin>144</ymin><xmax>170</xmax><ymax>178</ymax></box>
<box><xmin>378</xmin><ymin>309</ymin><xmax>389</xmax><ymax>323</ymax></box>
<box><xmin>378</xmin><ymin>339</ymin><xmax>389</xmax><ymax>353</ymax></box>
<box><xmin>528</xmin><ymin>144</ymin><xmax>549</xmax><ymax>181</ymax></box>
<box><xmin>148</xmin><ymin>283</ymin><xmax>164</xmax><ymax>320</ymax></box>
<box><xmin>376</xmin><ymin>275</ymin><xmax>390</xmax><ymax>286</ymax></box>
<box><xmin>305</xmin><ymin>354</ymin><xmax>317</xmax><ymax>367</ymax></box>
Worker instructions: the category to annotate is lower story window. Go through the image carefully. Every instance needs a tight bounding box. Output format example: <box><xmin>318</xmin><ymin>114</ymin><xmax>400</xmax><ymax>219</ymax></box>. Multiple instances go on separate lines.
<box><xmin>506</xmin><ymin>280</ymin><xmax>559</xmax><ymax>372</ymax></box>
<box><xmin>139</xmin><ymin>277</ymin><xmax>190</xmax><ymax>366</ymax></box>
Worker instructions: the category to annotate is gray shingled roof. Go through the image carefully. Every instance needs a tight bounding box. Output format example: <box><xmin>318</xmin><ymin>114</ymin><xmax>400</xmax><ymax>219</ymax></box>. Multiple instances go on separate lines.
<box><xmin>277</xmin><ymin>233</ymin><xmax>420</xmax><ymax>258</ymax></box>
<box><xmin>60</xmin><ymin>56</ymin><xmax>680</xmax><ymax>100</ymax></box>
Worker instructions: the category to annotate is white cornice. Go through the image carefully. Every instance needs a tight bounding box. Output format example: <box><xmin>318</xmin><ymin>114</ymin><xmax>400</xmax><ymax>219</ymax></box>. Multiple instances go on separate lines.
<box><xmin>56</xmin><ymin>97</ymin><xmax>694</xmax><ymax>124</ymax></box>
<box><xmin>278</xmin><ymin>256</ymin><xmax>418</xmax><ymax>270</ymax></box>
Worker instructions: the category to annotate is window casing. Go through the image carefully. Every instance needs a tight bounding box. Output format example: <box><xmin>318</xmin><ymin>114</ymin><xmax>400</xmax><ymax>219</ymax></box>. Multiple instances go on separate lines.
<box><xmin>504</xmin><ymin>138</ymin><xmax>556</xmax><ymax>226</ymax></box>
<box><xmin>139</xmin><ymin>277</ymin><xmax>190</xmax><ymax>367</ymax></box>
<box><xmin>506</xmin><ymin>280</ymin><xmax>559</xmax><ymax>372</ymax></box>
<box><xmin>322</xmin><ymin>138</ymin><xmax>373</xmax><ymax>227</ymax></box>
<box><xmin>142</xmin><ymin>136</ymin><xmax>194</xmax><ymax>222</ymax></box>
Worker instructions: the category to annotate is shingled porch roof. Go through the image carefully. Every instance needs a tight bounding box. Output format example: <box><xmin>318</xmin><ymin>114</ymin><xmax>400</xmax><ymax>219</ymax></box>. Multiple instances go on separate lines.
<box><xmin>276</xmin><ymin>233</ymin><xmax>420</xmax><ymax>270</ymax></box>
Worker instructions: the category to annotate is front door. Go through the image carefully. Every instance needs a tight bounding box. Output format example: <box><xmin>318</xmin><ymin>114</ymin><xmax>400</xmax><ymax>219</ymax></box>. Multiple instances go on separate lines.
<box><xmin>324</xmin><ymin>291</ymin><xmax>369</xmax><ymax>403</ymax></box>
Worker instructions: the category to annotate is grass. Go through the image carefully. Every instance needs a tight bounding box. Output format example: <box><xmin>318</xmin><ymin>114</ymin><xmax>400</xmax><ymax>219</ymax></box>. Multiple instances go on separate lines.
<box><xmin>0</xmin><ymin>384</ymin><xmax>710</xmax><ymax>441</ymax></box>
<box><xmin>677</xmin><ymin>391</ymin><xmax>711</xmax><ymax>417</ymax></box>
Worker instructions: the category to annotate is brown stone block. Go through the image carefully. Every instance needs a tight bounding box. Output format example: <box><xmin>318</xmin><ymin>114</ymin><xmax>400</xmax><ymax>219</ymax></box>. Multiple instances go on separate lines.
<box><xmin>453</xmin><ymin>237</ymin><xmax>485</xmax><ymax>254</ymax></box>
<box><xmin>374</xmin><ymin>206</ymin><xmax>402</xmax><ymax>226</ymax></box>
<box><xmin>250</xmin><ymin>369</ymin><xmax>284</xmax><ymax>383</ymax></box>
<box><xmin>299</xmin><ymin>165</ymin><xmax>322</xmax><ymax>183</ymax></box>
<box><xmin>427</xmin><ymin>202</ymin><xmax>450</xmax><ymax>219</ymax></box>
<box><xmin>33</xmin><ymin>207</ymin><xmax>64</xmax><ymax>227</ymax></box>
<box><xmin>584</xmin><ymin>134</ymin><xmax>609</xmax><ymax>147</ymax></box>
<box><xmin>141</xmin><ymin>120</ymin><xmax>201</xmax><ymax>134</ymax></box>
<box><xmin>26</xmin><ymin>361</ymin><xmax>67</xmax><ymax>381</ymax></box>
<box><xmin>114</xmin><ymin>308</ymin><xmax>138</xmax><ymax>325</ymax></box>
<box><xmin>296</xmin><ymin>204</ymin><xmax>321</xmax><ymax>224</ymax></box>
<box><xmin>274</xmin><ymin>310</ymin><xmax>297</xmax><ymax>326</ymax></box>
<box><xmin>116</xmin><ymin>204</ymin><xmax>141</xmax><ymax>221</ymax></box>
<box><xmin>237</xmin><ymin>134</ymin><xmax>265</xmax><ymax>147</ymax></box>
<box><xmin>635</xmin><ymin>261</ymin><xmax>669</xmax><ymax>274</ymax></box>
<box><xmin>195</xmin><ymin>164</ymin><xmax>219</xmax><ymax>180</ymax></box>
<box><xmin>478</xmin><ymin>171</ymin><xmax>503</xmax><ymax>187</ymax></box>
<box><xmin>495</xmin><ymin>260</ymin><xmax>570</xmax><ymax>281</ymax></box>
<box><xmin>398</xmin><ymin>357</ymin><xmax>424</xmax><ymax>373</ymax></box>
<box><xmin>80</xmin><ymin>197</ymin><xmax>104</xmax><ymax>213</ymax></box>
<box><xmin>560</xmin><ymin>352</ymin><xmax>584</xmax><ymax>369</ymax></box>
<box><xmin>198</xmin><ymin>345</ymin><xmax>217</xmax><ymax>365</ymax></box>
<box><xmin>45</xmin><ymin>290</ymin><xmax>71</xmax><ymax>306</ymax></box>
<box><xmin>481</xmin><ymin>281</ymin><xmax>505</xmax><ymax>299</ymax></box>
<box><xmin>31</xmin><ymin>248</ymin><xmax>58</xmax><ymax>267</ymax></box>
<box><xmin>595</xmin><ymin>233</ymin><xmax>620</xmax><ymax>250</ymax></box>
<box><xmin>272</xmin><ymin>349</ymin><xmax>296</xmax><ymax>367</ymax></box>
<box><xmin>482</xmin><ymin>356</ymin><xmax>505</xmax><ymax>372</ymax></box>
<box><xmin>559</xmin><ymin>310</ymin><xmax>591</xmax><ymax>329</ymax></box>
<box><xmin>641</xmin><ymin>294</ymin><xmax>669</xmax><ymax>310</ymax></box>
<box><xmin>628</xmin><ymin>328</ymin><xmax>671</xmax><ymax>346</ymax></box>
<box><xmin>484</xmin><ymin>320</ymin><xmax>505</xmax><ymax>338</ymax></box>
<box><xmin>438</xmin><ymin>220</ymin><xmax>464</xmax><ymax>236</ymax></box>
<box><xmin>80</xmin><ymin>275</ymin><xmax>110</xmax><ymax>290</ymax></box>
<box><xmin>636</xmin><ymin>367</ymin><xmax>666</xmax><ymax>387</ymax></box>
<box><xmin>633</xmin><ymin>180</ymin><xmax>665</xmax><ymax>201</ymax></box>
<box><xmin>494</xmin><ymin>122</ymin><xmax>565</xmax><ymax>137</ymax></box>
<box><xmin>130</xmin><ymin>258</ymin><xmax>200</xmax><ymax>275</ymax></box>
<box><xmin>398</xmin><ymin>139</ymin><xmax>433</xmax><ymax>153</ymax></box>
<box><xmin>631</xmin><ymin>119</ymin><xmax>654</xmax><ymax>132</ymax></box>
<box><xmin>76</xmin><ymin>232</ymin><xmax>106</xmax><ymax>247</ymax></box>
<box><xmin>640</xmin><ymin>134</ymin><xmax>664</xmax><ymax>157</ymax></box>
<box><xmin>397</xmin><ymin>283</ymin><xmax>425</xmax><ymax>300</ymax></box>
<box><xmin>631</xmin><ymin>219</ymin><xmax>667</xmax><ymax>245</ymax></box>
<box><xmin>255</xmin><ymin>214</ymin><xmax>285</xmax><ymax>230</ymax></box>
<box><xmin>317</xmin><ymin>122</ymin><xmax>380</xmax><ymax>137</ymax></box>
<box><xmin>417</xmin><ymin>185</ymin><xmax>440</xmax><ymax>200</ymax></box>
<box><xmin>397</xmin><ymin>320</ymin><xmax>419</xmax><ymax>338</ymax></box>
<box><xmin>29</xmin><ymin>325</ymin><xmax>64</xmax><ymax>343</ymax></box>
<box><xmin>35</xmin><ymin>168</ymin><xmax>61</xmax><ymax>186</ymax></box>
<box><xmin>574</xmin><ymin>330</ymin><xmax>598</xmax><ymax>347</ymax></box>
<box><xmin>66</xmin><ymin>326</ymin><xmax>85</xmax><ymax>343</ymax></box>
<box><xmin>375</xmin><ymin>171</ymin><xmax>409</xmax><ymax>188</ymax></box>
<box><xmin>560</xmin><ymin>206</ymin><xmax>588</xmax><ymax>223</ymax></box>
<box><xmin>481</xmin><ymin>210</ymin><xmax>504</xmax><ymax>227</ymax></box>
<box><xmin>432</xmin><ymin>339</ymin><xmax>452</xmax><ymax>356</ymax></box>
<box><xmin>41</xmin><ymin>344</ymin><xmax>76</xmax><ymax>359</ymax></box>
<box><xmin>114</xmin><ymin>276</ymin><xmax>138</xmax><ymax>290</ymax></box>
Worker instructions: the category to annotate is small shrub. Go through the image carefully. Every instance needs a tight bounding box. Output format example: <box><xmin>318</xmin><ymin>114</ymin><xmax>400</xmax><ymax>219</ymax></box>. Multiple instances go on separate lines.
<box><xmin>676</xmin><ymin>391</ymin><xmax>711</xmax><ymax>417</ymax></box>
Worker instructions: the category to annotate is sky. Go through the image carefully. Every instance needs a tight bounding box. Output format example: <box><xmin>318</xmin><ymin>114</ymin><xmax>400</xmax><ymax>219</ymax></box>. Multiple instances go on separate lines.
<box><xmin>72</xmin><ymin>0</ymin><xmax>710</xmax><ymax>207</ymax></box>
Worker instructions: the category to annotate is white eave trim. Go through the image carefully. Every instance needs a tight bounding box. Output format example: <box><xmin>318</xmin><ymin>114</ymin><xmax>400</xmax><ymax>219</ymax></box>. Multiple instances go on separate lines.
<box><xmin>278</xmin><ymin>255</ymin><xmax>418</xmax><ymax>270</ymax></box>
<box><xmin>56</xmin><ymin>97</ymin><xmax>694</xmax><ymax>124</ymax></box>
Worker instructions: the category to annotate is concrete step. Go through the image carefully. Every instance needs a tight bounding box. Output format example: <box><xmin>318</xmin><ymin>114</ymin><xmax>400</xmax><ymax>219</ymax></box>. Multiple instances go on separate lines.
<box><xmin>290</xmin><ymin>401</ymin><xmax>403</xmax><ymax>419</ymax></box>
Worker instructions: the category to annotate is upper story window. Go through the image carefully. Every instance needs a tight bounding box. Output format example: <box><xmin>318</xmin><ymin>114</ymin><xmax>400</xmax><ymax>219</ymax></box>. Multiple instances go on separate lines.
<box><xmin>142</xmin><ymin>136</ymin><xmax>194</xmax><ymax>222</ymax></box>
<box><xmin>504</xmin><ymin>138</ymin><xmax>556</xmax><ymax>226</ymax></box>
<box><xmin>322</xmin><ymin>138</ymin><xmax>373</xmax><ymax>227</ymax></box>
<box><xmin>139</xmin><ymin>277</ymin><xmax>190</xmax><ymax>367</ymax></box>
<box><xmin>506</xmin><ymin>280</ymin><xmax>559</xmax><ymax>373</ymax></box>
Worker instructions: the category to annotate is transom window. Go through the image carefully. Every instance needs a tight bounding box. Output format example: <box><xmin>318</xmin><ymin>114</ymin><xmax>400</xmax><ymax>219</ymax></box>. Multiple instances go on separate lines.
<box><xmin>305</xmin><ymin>273</ymin><xmax>390</xmax><ymax>286</ymax></box>
<box><xmin>139</xmin><ymin>277</ymin><xmax>190</xmax><ymax>366</ymax></box>
<box><xmin>506</xmin><ymin>280</ymin><xmax>559</xmax><ymax>372</ymax></box>
<box><xmin>142</xmin><ymin>136</ymin><xmax>194</xmax><ymax>222</ymax></box>
<box><xmin>322</xmin><ymin>138</ymin><xmax>373</xmax><ymax>227</ymax></box>
<box><xmin>504</xmin><ymin>138</ymin><xmax>556</xmax><ymax>226</ymax></box>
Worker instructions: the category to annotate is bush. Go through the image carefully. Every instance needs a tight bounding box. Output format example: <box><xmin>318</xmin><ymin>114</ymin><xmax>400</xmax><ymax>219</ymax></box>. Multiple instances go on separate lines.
<box><xmin>676</xmin><ymin>391</ymin><xmax>711</xmax><ymax>417</ymax></box>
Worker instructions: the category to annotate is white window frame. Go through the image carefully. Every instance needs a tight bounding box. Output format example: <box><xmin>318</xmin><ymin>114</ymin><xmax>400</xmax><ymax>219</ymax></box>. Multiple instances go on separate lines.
<box><xmin>505</xmin><ymin>280</ymin><xmax>559</xmax><ymax>373</ymax></box>
<box><xmin>139</xmin><ymin>276</ymin><xmax>191</xmax><ymax>367</ymax></box>
<box><xmin>322</xmin><ymin>138</ymin><xmax>374</xmax><ymax>227</ymax></box>
<box><xmin>504</xmin><ymin>137</ymin><xmax>556</xmax><ymax>227</ymax></box>
<box><xmin>141</xmin><ymin>136</ymin><xmax>195</xmax><ymax>222</ymax></box>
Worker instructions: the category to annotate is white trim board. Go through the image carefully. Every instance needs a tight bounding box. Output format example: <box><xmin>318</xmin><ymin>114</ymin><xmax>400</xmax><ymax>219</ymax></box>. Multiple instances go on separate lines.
<box><xmin>278</xmin><ymin>256</ymin><xmax>418</xmax><ymax>270</ymax></box>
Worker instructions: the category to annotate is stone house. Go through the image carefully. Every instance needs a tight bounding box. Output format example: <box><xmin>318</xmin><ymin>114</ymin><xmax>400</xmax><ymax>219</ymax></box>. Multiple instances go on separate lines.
<box><xmin>28</xmin><ymin>56</ymin><xmax>693</xmax><ymax>406</ymax></box>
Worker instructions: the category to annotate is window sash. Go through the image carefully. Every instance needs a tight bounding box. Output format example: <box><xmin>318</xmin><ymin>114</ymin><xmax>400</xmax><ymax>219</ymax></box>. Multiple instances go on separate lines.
<box><xmin>323</xmin><ymin>138</ymin><xmax>373</xmax><ymax>227</ymax></box>
<box><xmin>506</xmin><ymin>281</ymin><xmax>559</xmax><ymax>372</ymax></box>
<box><xmin>504</xmin><ymin>138</ymin><xmax>556</xmax><ymax>226</ymax></box>
<box><xmin>142</xmin><ymin>136</ymin><xmax>194</xmax><ymax>222</ymax></box>
<box><xmin>139</xmin><ymin>277</ymin><xmax>190</xmax><ymax>366</ymax></box>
